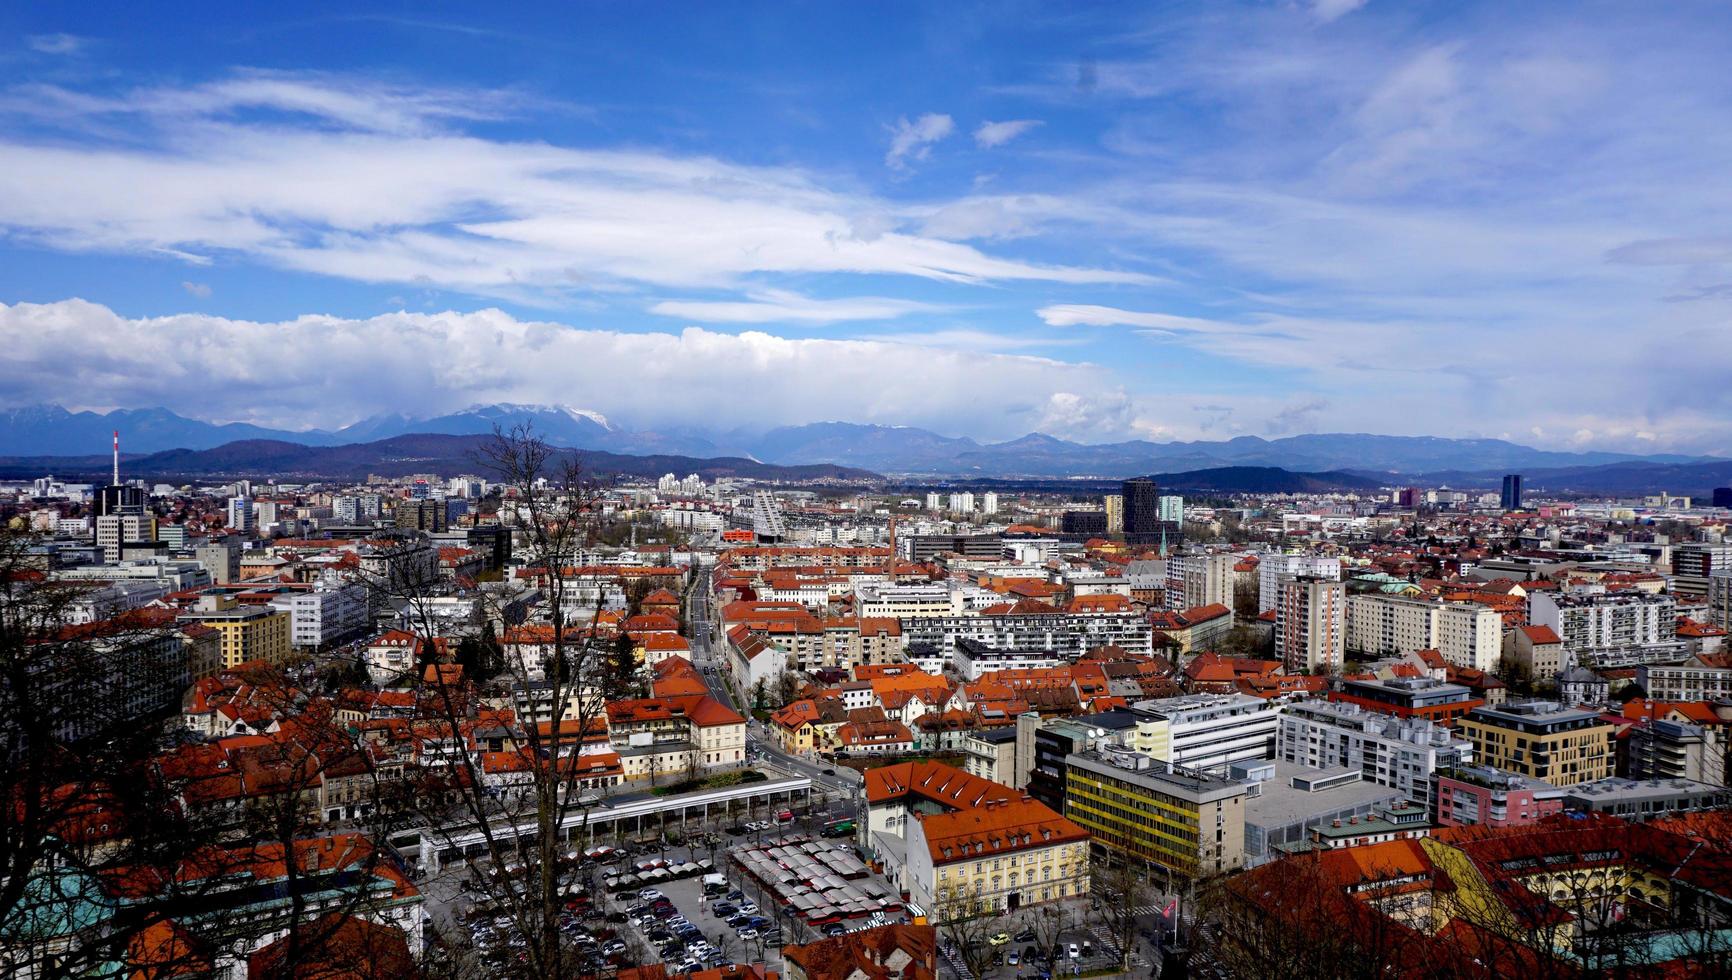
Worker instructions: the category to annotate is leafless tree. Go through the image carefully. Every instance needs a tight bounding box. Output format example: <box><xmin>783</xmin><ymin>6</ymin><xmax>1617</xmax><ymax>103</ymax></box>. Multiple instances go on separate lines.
<box><xmin>351</xmin><ymin>425</ymin><xmax>641</xmax><ymax>979</ymax></box>
<box><xmin>932</xmin><ymin>883</ymin><xmax>999</xmax><ymax>979</ymax></box>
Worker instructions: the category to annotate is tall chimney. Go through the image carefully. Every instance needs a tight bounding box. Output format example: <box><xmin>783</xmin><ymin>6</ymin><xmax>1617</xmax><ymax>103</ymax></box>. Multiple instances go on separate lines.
<box><xmin>112</xmin><ymin>430</ymin><xmax>120</xmax><ymax>486</ymax></box>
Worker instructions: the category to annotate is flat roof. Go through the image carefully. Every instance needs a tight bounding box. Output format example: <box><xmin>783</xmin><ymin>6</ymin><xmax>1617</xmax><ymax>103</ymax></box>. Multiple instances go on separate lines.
<box><xmin>1244</xmin><ymin>765</ymin><xmax>1403</xmax><ymax>830</ymax></box>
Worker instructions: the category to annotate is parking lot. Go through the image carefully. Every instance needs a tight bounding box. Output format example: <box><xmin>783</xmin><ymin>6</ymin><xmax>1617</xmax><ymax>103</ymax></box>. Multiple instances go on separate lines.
<box><xmin>601</xmin><ymin>837</ymin><xmax>788</xmax><ymax>973</ymax></box>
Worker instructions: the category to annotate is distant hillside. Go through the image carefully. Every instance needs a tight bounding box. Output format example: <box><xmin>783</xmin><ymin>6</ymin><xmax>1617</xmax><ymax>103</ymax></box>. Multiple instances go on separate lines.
<box><xmin>1151</xmin><ymin>466</ymin><xmax>1384</xmax><ymax>493</ymax></box>
<box><xmin>0</xmin><ymin>433</ymin><xmax>878</xmax><ymax>483</ymax></box>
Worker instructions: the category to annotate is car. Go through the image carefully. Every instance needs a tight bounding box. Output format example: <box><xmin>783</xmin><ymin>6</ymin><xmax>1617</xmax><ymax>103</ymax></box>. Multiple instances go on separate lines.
<box><xmin>989</xmin><ymin>932</ymin><xmax>1010</xmax><ymax>946</ymax></box>
<box><xmin>821</xmin><ymin>768</ymin><xmax>835</xmax><ymax>775</ymax></box>
<box><xmin>647</xmin><ymin>929</ymin><xmax>673</xmax><ymax>943</ymax></box>
<box><xmin>747</xmin><ymin>915</ymin><xmax>770</xmax><ymax>929</ymax></box>
<box><xmin>1082</xmin><ymin>941</ymin><xmax>1093</xmax><ymax>957</ymax></box>
<box><xmin>726</xmin><ymin>825</ymin><xmax>747</xmax><ymax>836</ymax></box>
<box><xmin>605</xmin><ymin>911</ymin><xmax>628</xmax><ymax>923</ymax></box>
<box><xmin>638</xmin><ymin>888</ymin><xmax>664</xmax><ymax>901</ymax></box>
<box><xmin>726</xmin><ymin>914</ymin><xmax>750</xmax><ymax>928</ymax></box>
<box><xmin>1068</xmin><ymin>943</ymin><xmax>1080</xmax><ymax>960</ymax></box>
<box><xmin>728</xmin><ymin>889</ymin><xmax>745</xmax><ymax>900</ymax></box>
<box><xmin>710</xmin><ymin>902</ymin><xmax>736</xmax><ymax>916</ymax></box>
<box><xmin>667</xmin><ymin>916</ymin><xmax>690</xmax><ymax>928</ymax></box>
<box><xmin>603</xmin><ymin>940</ymin><xmax>627</xmax><ymax>955</ymax></box>
<box><xmin>737</xmin><ymin>901</ymin><xmax>758</xmax><ymax>914</ymax></box>
<box><xmin>776</xmin><ymin>810</ymin><xmax>794</xmax><ymax>822</ymax></box>
<box><xmin>1014</xmin><ymin>928</ymin><xmax>1036</xmax><ymax>943</ymax></box>
<box><xmin>737</xmin><ymin>928</ymin><xmax>759</xmax><ymax>941</ymax></box>
<box><xmin>1008</xmin><ymin>951</ymin><xmax>1021</xmax><ymax>966</ymax></box>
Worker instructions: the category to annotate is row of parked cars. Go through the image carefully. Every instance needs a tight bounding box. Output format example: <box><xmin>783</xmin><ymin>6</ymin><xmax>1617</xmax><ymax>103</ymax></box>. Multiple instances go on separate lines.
<box><xmin>462</xmin><ymin>888</ymin><xmax>627</xmax><ymax>973</ymax></box>
<box><xmin>622</xmin><ymin>886</ymin><xmax>735</xmax><ymax>975</ymax></box>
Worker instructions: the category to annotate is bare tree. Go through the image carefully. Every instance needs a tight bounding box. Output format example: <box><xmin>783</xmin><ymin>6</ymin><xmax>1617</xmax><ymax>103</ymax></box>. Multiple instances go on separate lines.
<box><xmin>1092</xmin><ymin>855</ymin><xmax>1153</xmax><ymax>972</ymax></box>
<box><xmin>353</xmin><ymin>425</ymin><xmax>640</xmax><ymax>979</ymax></box>
<box><xmin>932</xmin><ymin>883</ymin><xmax>998</xmax><ymax>979</ymax></box>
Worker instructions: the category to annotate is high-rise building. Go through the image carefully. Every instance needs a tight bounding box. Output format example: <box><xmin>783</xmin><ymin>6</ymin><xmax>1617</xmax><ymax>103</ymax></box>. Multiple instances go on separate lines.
<box><xmin>1165</xmin><ymin>552</ymin><xmax>1234</xmax><ymax>610</ymax></box>
<box><xmin>1121</xmin><ymin>478</ymin><xmax>1159</xmax><ymax>534</ymax></box>
<box><xmin>95</xmin><ymin>513</ymin><xmax>155</xmax><ymax>562</ymax></box>
<box><xmin>1257</xmin><ymin>553</ymin><xmax>1341</xmax><ymax>613</ymax></box>
<box><xmin>1500</xmin><ymin>474</ymin><xmax>1523</xmax><ymax>510</ymax></box>
<box><xmin>394</xmin><ymin>498</ymin><xmax>448</xmax><ymax>533</ymax></box>
<box><xmin>1158</xmin><ymin>494</ymin><xmax>1185</xmax><ymax>525</ymax></box>
<box><xmin>751</xmin><ymin>490</ymin><xmax>787</xmax><ymax>542</ymax></box>
<box><xmin>980</xmin><ymin>491</ymin><xmax>998</xmax><ymax>515</ymax></box>
<box><xmin>1103</xmin><ymin>494</ymin><xmax>1123</xmax><ymax>534</ymax></box>
<box><xmin>227</xmin><ymin>496</ymin><xmax>254</xmax><ymax>535</ymax></box>
<box><xmin>947</xmin><ymin>491</ymin><xmax>975</xmax><ymax>513</ymax></box>
<box><xmin>196</xmin><ymin>540</ymin><xmax>241</xmax><ymax>585</ymax></box>
<box><xmin>924</xmin><ymin>491</ymin><xmax>942</xmax><ymax>512</ymax></box>
<box><xmin>1276</xmin><ymin>576</ymin><xmax>1345</xmax><ymax>674</ymax></box>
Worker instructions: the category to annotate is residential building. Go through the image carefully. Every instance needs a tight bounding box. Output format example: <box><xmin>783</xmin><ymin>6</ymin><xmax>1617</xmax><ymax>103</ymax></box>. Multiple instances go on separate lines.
<box><xmin>900</xmin><ymin>610</ymin><xmax>1153</xmax><ymax>661</ymax></box>
<box><xmin>227</xmin><ymin>496</ymin><xmax>254</xmax><ymax>535</ymax></box>
<box><xmin>904</xmin><ymin>796</ymin><xmax>1090</xmax><ymax>913</ymax></box>
<box><xmin>1502</xmin><ymin>624</ymin><xmax>1566</xmax><ymax>681</ymax></box>
<box><xmin>1064</xmin><ymin>748</ymin><xmax>1250</xmax><ymax>877</ymax></box>
<box><xmin>1456</xmin><ymin>701</ymin><xmax>1616</xmax><ymax>787</ymax></box>
<box><xmin>1158</xmin><ymin>494</ymin><xmax>1185</xmax><ymax>525</ymax></box>
<box><xmin>1640</xmin><ymin>658</ymin><xmax>1732</xmax><ymax>701</ymax></box>
<box><xmin>177</xmin><ymin>595</ymin><xmax>292</xmax><ymax>668</ymax></box>
<box><xmin>1278</xmin><ymin>699</ymin><xmax>1473</xmax><ymax>808</ymax></box>
<box><xmin>1103</xmin><ymin>493</ymin><xmax>1123</xmax><ymax>534</ymax></box>
<box><xmin>961</xmin><ymin>728</ymin><xmax>1019</xmax><ymax>785</ymax></box>
<box><xmin>1275</xmin><ymin>575</ymin><xmax>1345</xmax><ymax>674</ymax></box>
<box><xmin>1148</xmin><ymin>603</ymin><xmax>1234</xmax><ymax>656</ymax></box>
<box><xmin>1165</xmin><ymin>552</ymin><xmax>1234</xmax><ymax>611</ymax></box>
<box><xmin>1258</xmin><ymin>553</ymin><xmax>1341</xmax><ymax>613</ymax></box>
<box><xmin>1347</xmin><ymin>594</ymin><xmax>1503</xmax><ymax>672</ymax></box>
<box><xmin>606</xmin><ymin>693</ymin><xmax>747</xmax><ymax>778</ymax></box>
<box><xmin>1528</xmin><ymin>589</ymin><xmax>1679</xmax><ymax>666</ymax></box>
<box><xmin>1431</xmin><ymin>764</ymin><xmax>1565</xmax><ymax>827</ymax></box>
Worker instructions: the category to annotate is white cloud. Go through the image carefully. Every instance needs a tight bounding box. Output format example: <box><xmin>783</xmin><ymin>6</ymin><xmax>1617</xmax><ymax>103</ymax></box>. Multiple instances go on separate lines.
<box><xmin>1037</xmin><ymin>304</ymin><xmax>1236</xmax><ymax>334</ymax></box>
<box><xmin>647</xmin><ymin>289</ymin><xmax>941</xmax><ymax>325</ymax></box>
<box><xmin>26</xmin><ymin>34</ymin><xmax>87</xmax><ymax>55</ymax></box>
<box><xmin>973</xmin><ymin>119</ymin><xmax>1042</xmax><ymax>148</ymax></box>
<box><xmin>885</xmin><ymin>113</ymin><xmax>954</xmax><ymax>169</ymax></box>
<box><xmin>0</xmin><ymin>298</ymin><xmax>1114</xmax><ymax>439</ymax></box>
<box><xmin>1309</xmin><ymin>0</ymin><xmax>1368</xmax><ymax>24</ymax></box>
<box><xmin>0</xmin><ymin>82</ymin><xmax>1144</xmax><ymax>298</ymax></box>
<box><xmin>180</xmin><ymin>281</ymin><xmax>211</xmax><ymax>298</ymax></box>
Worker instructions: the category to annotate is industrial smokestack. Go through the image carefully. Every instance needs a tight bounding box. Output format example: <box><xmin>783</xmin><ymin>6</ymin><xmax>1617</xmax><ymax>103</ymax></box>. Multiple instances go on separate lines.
<box><xmin>112</xmin><ymin>430</ymin><xmax>120</xmax><ymax>486</ymax></box>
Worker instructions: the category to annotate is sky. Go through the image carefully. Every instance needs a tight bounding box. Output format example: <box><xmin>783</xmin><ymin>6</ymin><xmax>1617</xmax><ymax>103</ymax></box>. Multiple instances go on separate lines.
<box><xmin>1</xmin><ymin>2</ymin><xmax>1730</xmax><ymax>453</ymax></box>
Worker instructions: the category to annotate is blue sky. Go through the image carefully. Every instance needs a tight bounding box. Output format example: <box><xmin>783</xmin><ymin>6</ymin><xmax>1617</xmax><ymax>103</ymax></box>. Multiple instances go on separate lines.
<box><xmin>1</xmin><ymin>2</ymin><xmax>1730</xmax><ymax>452</ymax></box>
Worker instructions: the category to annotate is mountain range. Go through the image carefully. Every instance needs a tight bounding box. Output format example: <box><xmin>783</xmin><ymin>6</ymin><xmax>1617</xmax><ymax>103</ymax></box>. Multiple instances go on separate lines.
<box><xmin>0</xmin><ymin>433</ymin><xmax>873</xmax><ymax>483</ymax></box>
<box><xmin>1</xmin><ymin>404</ymin><xmax>1725</xmax><ymax>490</ymax></box>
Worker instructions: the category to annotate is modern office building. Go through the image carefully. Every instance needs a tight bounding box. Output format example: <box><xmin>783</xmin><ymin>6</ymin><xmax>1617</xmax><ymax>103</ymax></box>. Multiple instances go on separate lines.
<box><xmin>1500</xmin><ymin>474</ymin><xmax>1523</xmax><ymax>510</ymax></box>
<box><xmin>1330</xmin><ymin>676</ymin><xmax>1482</xmax><ymax>726</ymax></box>
<box><xmin>1456</xmin><ymin>701</ymin><xmax>1616</xmax><ymax>787</ymax></box>
<box><xmin>1131</xmin><ymin>693</ymin><xmax>1280</xmax><ymax>773</ymax></box>
<box><xmin>1064</xmin><ymin>748</ymin><xmax>1250</xmax><ymax>877</ymax></box>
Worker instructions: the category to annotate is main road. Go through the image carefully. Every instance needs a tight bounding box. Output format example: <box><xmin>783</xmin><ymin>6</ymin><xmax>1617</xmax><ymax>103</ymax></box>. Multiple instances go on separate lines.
<box><xmin>685</xmin><ymin>563</ymin><xmax>857</xmax><ymax>800</ymax></box>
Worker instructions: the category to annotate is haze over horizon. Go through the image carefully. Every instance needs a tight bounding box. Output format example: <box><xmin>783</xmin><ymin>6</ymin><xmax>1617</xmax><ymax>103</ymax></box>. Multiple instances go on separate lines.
<box><xmin>2</xmin><ymin>2</ymin><xmax>1731</xmax><ymax>454</ymax></box>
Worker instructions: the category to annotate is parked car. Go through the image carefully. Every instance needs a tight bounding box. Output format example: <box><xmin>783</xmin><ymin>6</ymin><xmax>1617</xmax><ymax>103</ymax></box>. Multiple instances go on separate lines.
<box><xmin>737</xmin><ymin>901</ymin><xmax>758</xmax><ymax>914</ymax></box>
<box><xmin>989</xmin><ymin>933</ymin><xmax>1010</xmax><ymax>946</ymax></box>
<box><xmin>1068</xmin><ymin>943</ymin><xmax>1081</xmax><ymax>959</ymax></box>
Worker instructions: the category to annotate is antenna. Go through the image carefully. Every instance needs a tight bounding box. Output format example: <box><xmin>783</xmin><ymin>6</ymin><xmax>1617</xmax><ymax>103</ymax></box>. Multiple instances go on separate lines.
<box><xmin>112</xmin><ymin>429</ymin><xmax>120</xmax><ymax>486</ymax></box>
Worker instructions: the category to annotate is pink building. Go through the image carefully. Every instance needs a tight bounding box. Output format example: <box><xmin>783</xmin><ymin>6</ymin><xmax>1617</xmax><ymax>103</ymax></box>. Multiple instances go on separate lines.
<box><xmin>1433</xmin><ymin>764</ymin><xmax>1565</xmax><ymax>827</ymax></box>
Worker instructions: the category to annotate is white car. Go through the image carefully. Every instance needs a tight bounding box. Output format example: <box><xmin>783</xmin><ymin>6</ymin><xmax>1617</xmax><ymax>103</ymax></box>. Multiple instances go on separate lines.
<box><xmin>638</xmin><ymin>888</ymin><xmax>664</xmax><ymax>901</ymax></box>
<box><xmin>737</xmin><ymin>928</ymin><xmax>759</xmax><ymax>941</ymax></box>
<box><xmin>1068</xmin><ymin>943</ymin><xmax>1081</xmax><ymax>959</ymax></box>
<box><xmin>737</xmin><ymin>901</ymin><xmax>758</xmax><ymax>914</ymax></box>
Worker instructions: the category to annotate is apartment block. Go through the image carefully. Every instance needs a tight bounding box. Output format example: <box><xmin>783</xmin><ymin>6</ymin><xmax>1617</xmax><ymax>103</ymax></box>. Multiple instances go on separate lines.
<box><xmin>1278</xmin><ymin>699</ymin><xmax>1473</xmax><ymax>808</ymax></box>
<box><xmin>1456</xmin><ymin>701</ymin><xmax>1616</xmax><ymax>787</ymax></box>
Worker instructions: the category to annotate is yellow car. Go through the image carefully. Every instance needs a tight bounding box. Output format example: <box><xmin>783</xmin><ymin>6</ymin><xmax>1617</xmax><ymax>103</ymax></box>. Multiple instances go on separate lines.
<box><xmin>988</xmin><ymin>932</ymin><xmax>1010</xmax><ymax>946</ymax></box>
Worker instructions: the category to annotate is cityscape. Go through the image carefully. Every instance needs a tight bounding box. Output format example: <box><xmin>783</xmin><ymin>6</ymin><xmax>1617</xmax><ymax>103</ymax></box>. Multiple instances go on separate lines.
<box><xmin>5</xmin><ymin>4</ymin><xmax>1732</xmax><ymax>980</ymax></box>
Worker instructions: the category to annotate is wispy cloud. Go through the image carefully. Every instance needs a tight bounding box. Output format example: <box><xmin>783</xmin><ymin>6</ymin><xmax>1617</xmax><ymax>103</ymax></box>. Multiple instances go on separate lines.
<box><xmin>974</xmin><ymin>119</ymin><xmax>1042</xmax><ymax>148</ymax></box>
<box><xmin>1309</xmin><ymin>0</ymin><xmax>1368</xmax><ymax>25</ymax></box>
<box><xmin>26</xmin><ymin>34</ymin><xmax>88</xmax><ymax>55</ymax></box>
<box><xmin>885</xmin><ymin>112</ymin><xmax>954</xmax><ymax>169</ymax></box>
<box><xmin>648</xmin><ymin>289</ymin><xmax>942</xmax><ymax>325</ymax></box>
<box><xmin>180</xmin><ymin>281</ymin><xmax>211</xmax><ymax>298</ymax></box>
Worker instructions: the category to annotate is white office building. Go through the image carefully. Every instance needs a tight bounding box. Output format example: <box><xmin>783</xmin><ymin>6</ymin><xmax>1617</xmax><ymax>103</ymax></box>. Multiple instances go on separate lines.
<box><xmin>1131</xmin><ymin>693</ymin><xmax>1281</xmax><ymax>773</ymax></box>
<box><xmin>1277</xmin><ymin>700</ymin><xmax>1474</xmax><ymax>808</ymax></box>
